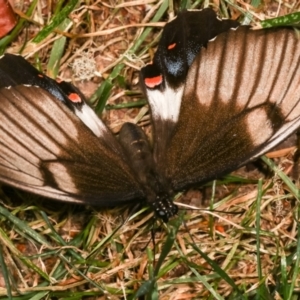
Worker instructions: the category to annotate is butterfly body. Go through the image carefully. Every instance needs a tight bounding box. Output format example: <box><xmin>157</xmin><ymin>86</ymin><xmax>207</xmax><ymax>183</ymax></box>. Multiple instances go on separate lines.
<box><xmin>0</xmin><ymin>9</ymin><xmax>300</xmax><ymax>222</ymax></box>
<box><xmin>119</xmin><ymin>122</ymin><xmax>177</xmax><ymax>221</ymax></box>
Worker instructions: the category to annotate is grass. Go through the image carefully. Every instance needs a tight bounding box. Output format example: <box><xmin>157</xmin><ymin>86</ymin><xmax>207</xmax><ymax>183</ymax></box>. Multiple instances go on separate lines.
<box><xmin>0</xmin><ymin>0</ymin><xmax>300</xmax><ymax>299</ymax></box>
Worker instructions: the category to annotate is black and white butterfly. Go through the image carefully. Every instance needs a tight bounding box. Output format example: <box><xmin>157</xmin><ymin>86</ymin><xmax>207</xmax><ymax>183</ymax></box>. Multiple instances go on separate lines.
<box><xmin>0</xmin><ymin>8</ymin><xmax>300</xmax><ymax>222</ymax></box>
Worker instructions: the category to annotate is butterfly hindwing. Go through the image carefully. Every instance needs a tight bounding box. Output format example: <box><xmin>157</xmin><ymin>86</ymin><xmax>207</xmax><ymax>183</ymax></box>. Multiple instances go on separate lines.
<box><xmin>164</xmin><ymin>26</ymin><xmax>300</xmax><ymax>190</ymax></box>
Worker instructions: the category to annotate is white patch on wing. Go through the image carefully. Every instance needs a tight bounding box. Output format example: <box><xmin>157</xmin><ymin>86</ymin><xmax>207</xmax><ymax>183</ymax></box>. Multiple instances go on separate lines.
<box><xmin>146</xmin><ymin>82</ymin><xmax>184</xmax><ymax>122</ymax></box>
<box><xmin>74</xmin><ymin>103</ymin><xmax>108</xmax><ymax>137</ymax></box>
<box><xmin>245</xmin><ymin>108</ymin><xmax>274</xmax><ymax>147</ymax></box>
<box><xmin>47</xmin><ymin>163</ymin><xmax>79</xmax><ymax>194</ymax></box>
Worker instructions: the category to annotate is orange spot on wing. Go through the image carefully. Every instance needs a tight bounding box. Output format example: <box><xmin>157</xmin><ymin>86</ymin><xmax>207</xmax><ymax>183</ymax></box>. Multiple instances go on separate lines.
<box><xmin>144</xmin><ymin>75</ymin><xmax>163</xmax><ymax>88</ymax></box>
<box><xmin>168</xmin><ymin>43</ymin><xmax>176</xmax><ymax>50</ymax></box>
<box><xmin>68</xmin><ymin>93</ymin><xmax>81</xmax><ymax>103</ymax></box>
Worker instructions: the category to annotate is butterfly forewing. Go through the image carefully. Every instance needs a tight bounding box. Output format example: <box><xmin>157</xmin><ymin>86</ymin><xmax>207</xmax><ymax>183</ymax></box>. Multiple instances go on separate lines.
<box><xmin>164</xmin><ymin>26</ymin><xmax>300</xmax><ymax>190</ymax></box>
<box><xmin>0</xmin><ymin>84</ymin><xmax>144</xmax><ymax>204</ymax></box>
<box><xmin>140</xmin><ymin>9</ymin><xmax>239</xmax><ymax>170</ymax></box>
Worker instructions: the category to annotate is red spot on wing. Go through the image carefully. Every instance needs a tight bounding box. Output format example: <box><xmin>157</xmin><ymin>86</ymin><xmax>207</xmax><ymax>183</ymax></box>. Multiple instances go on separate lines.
<box><xmin>68</xmin><ymin>93</ymin><xmax>82</xmax><ymax>103</ymax></box>
<box><xmin>56</xmin><ymin>78</ymin><xmax>62</xmax><ymax>83</ymax></box>
<box><xmin>144</xmin><ymin>75</ymin><xmax>163</xmax><ymax>88</ymax></box>
<box><xmin>38</xmin><ymin>74</ymin><xmax>44</xmax><ymax>78</ymax></box>
<box><xmin>168</xmin><ymin>43</ymin><xmax>176</xmax><ymax>50</ymax></box>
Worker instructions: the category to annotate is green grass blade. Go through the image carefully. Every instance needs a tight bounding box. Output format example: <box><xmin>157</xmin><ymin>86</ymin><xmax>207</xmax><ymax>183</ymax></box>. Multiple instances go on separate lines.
<box><xmin>261</xmin><ymin>12</ymin><xmax>300</xmax><ymax>28</ymax></box>
<box><xmin>33</xmin><ymin>0</ymin><xmax>79</xmax><ymax>43</ymax></box>
<box><xmin>91</xmin><ymin>0</ymin><xmax>169</xmax><ymax>113</ymax></box>
<box><xmin>47</xmin><ymin>18</ymin><xmax>72</xmax><ymax>78</ymax></box>
<box><xmin>0</xmin><ymin>0</ymin><xmax>38</xmax><ymax>53</ymax></box>
<box><xmin>261</xmin><ymin>156</ymin><xmax>300</xmax><ymax>198</ymax></box>
<box><xmin>0</xmin><ymin>245</ymin><xmax>12</xmax><ymax>299</ymax></box>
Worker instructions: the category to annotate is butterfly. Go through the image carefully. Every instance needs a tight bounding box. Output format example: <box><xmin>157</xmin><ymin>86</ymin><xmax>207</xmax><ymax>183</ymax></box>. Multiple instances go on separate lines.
<box><xmin>0</xmin><ymin>8</ymin><xmax>300</xmax><ymax>222</ymax></box>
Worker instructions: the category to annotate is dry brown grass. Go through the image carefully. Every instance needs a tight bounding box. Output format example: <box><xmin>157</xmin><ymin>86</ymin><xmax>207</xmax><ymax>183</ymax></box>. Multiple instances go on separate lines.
<box><xmin>0</xmin><ymin>0</ymin><xmax>300</xmax><ymax>299</ymax></box>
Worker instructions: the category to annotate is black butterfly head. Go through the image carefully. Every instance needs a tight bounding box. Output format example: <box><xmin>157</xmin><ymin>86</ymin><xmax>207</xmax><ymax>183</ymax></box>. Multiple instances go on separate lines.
<box><xmin>150</xmin><ymin>194</ymin><xmax>178</xmax><ymax>223</ymax></box>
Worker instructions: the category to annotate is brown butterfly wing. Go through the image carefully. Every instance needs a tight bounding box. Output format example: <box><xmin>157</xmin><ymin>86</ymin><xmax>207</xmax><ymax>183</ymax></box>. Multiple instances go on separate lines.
<box><xmin>164</xmin><ymin>26</ymin><xmax>300</xmax><ymax>190</ymax></box>
<box><xmin>140</xmin><ymin>9</ymin><xmax>239</xmax><ymax>170</ymax></box>
<box><xmin>0</xmin><ymin>85</ymin><xmax>144</xmax><ymax>204</ymax></box>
